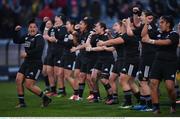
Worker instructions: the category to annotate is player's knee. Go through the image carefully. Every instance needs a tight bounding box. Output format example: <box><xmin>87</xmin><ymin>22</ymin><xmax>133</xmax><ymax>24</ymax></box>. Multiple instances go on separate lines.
<box><xmin>86</xmin><ymin>75</ymin><xmax>91</xmax><ymax>82</ymax></box>
<box><xmin>47</xmin><ymin>69</ymin><xmax>53</xmax><ymax>76</ymax></box>
<box><xmin>25</xmin><ymin>82</ymin><xmax>33</xmax><ymax>90</ymax></box>
<box><xmin>109</xmin><ymin>74</ymin><xmax>116</xmax><ymax>82</ymax></box>
<box><xmin>16</xmin><ymin>75</ymin><xmax>24</xmax><ymax>85</ymax></box>
<box><xmin>166</xmin><ymin>84</ymin><xmax>175</xmax><ymax>93</ymax></box>
<box><xmin>64</xmin><ymin>73</ymin><xmax>70</xmax><ymax>80</ymax></box>
<box><xmin>120</xmin><ymin>74</ymin><xmax>128</xmax><ymax>83</ymax></box>
<box><xmin>150</xmin><ymin>81</ymin><xmax>158</xmax><ymax>90</ymax></box>
<box><xmin>80</xmin><ymin>73</ymin><xmax>86</xmax><ymax>80</ymax></box>
<box><xmin>16</xmin><ymin>79</ymin><xmax>22</xmax><ymax>86</ymax></box>
<box><xmin>109</xmin><ymin>79</ymin><xmax>114</xmax><ymax>85</ymax></box>
<box><xmin>42</xmin><ymin>69</ymin><xmax>47</xmax><ymax>76</ymax></box>
<box><xmin>141</xmin><ymin>80</ymin><xmax>149</xmax><ymax>86</ymax></box>
<box><xmin>74</xmin><ymin>71</ymin><xmax>80</xmax><ymax>78</ymax></box>
<box><xmin>55</xmin><ymin>70</ymin><xmax>63</xmax><ymax>79</ymax></box>
<box><xmin>91</xmin><ymin>74</ymin><xmax>96</xmax><ymax>80</ymax></box>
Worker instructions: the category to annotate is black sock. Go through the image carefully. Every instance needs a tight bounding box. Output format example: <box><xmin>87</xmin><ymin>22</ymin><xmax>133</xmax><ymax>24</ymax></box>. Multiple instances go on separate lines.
<box><xmin>175</xmin><ymin>85</ymin><xmax>180</xmax><ymax>97</ymax></box>
<box><xmin>57</xmin><ymin>87</ymin><xmax>66</xmax><ymax>95</ymax></box>
<box><xmin>107</xmin><ymin>94</ymin><xmax>113</xmax><ymax>100</ymax></box>
<box><xmin>97</xmin><ymin>91</ymin><xmax>101</xmax><ymax>98</ymax></box>
<box><xmin>113</xmin><ymin>93</ymin><xmax>118</xmax><ymax>100</ymax></box>
<box><xmin>73</xmin><ymin>89</ymin><xmax>79</xmax><ymax>95</ymax></box>
<box><xmin>103</xmin><ymin>83</ymin><xmax>111</xmax><ymax>92</ymax></box>
<box><xmin>44</xmin><ymin>76</ymin><xmax>50</xmax><ymax>87</ymax></box>
<box><xmin>18</xmin><ymin>94</ymin><xmax>25</xmax><ymax>104</ymax></box>
<box><xmin>171</xmin><ymin>102</ymin><xmax>176</xmax><ymax>109</ymax></box>
<box><xmin>50</xmin><ymin>86</ymin><xmax>56</xmax><ymax>93</ymax></box>
<box><xmin>63</xmin><ymin>87</ymin><xmax>66</xmax><ymax>94</ymax></box>
<box><xmin>140</xmin><ymin>95</ymin><xmax>146</xmax><ymax>105</ymax></box>
<box><xmin>39</xmin><ymin>92</ymin><xmax>49</xmax><ymax>101</ymax></box>
<box><xmin>78</xmin><ymin>83</ymin><xmax>85</xmax><ymax>98</ymax></box>
<box><xmin>133</xmin><ymin>92</ymin><xmax>140</xmax><ymax>103</ymax></box>
<box><xmin>89</xmin><ymin>91</ymin><xmax>94</xmax><ymax>95</ymax></box>
<box><xmin>153</xmin><ymin>103</ymin><xmax>160</xmax><ymax>110</ymax></box>
<box><xmin>93</xmin><ymin>91</ymin><xmax>98</xmax><ymax>100</ymax></box>
<box><xmin>124</xmin><ymin>90</ymin><xmax>132</xmax><ymax>105</ymax></box>
<box><xmin>144</xmin><ymin>95</ymin><xmax>152</xmax><ymax>108</ymax></box>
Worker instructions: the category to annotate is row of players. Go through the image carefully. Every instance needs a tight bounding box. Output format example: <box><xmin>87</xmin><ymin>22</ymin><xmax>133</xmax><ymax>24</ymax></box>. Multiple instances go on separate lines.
<box><xmin>13</xmin><ymin>7</ymin><xmax>180</xmax><ymax>114</ymax></box>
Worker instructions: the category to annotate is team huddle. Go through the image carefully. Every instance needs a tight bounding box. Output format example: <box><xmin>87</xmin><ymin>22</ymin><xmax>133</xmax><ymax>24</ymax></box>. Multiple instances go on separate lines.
<box><xmin>12</xmin><ymin>6</ymin><xmax>180</xmax><ymax>114</ymax></box>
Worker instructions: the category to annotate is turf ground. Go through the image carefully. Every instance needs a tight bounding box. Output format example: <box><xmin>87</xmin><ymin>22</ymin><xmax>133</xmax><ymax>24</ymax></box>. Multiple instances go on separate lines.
<box><xmin>0</xmin><ymin>80</ymin><xmax>180</xmax><ymax>117</ymax></box>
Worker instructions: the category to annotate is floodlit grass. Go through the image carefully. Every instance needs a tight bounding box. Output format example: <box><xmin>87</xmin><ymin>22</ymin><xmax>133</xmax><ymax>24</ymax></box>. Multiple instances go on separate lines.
<box><xmin>0</xmin><ymin>80</ymin><xmax>179</xmax><ymax>117</ymax></box>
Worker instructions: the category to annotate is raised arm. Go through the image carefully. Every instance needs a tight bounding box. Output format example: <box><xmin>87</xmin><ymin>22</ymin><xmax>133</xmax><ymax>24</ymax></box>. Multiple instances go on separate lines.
<box><xmin>13</xmin><ymin>25</ymin><xmax>25</xmax><ymax>44</ymax></box>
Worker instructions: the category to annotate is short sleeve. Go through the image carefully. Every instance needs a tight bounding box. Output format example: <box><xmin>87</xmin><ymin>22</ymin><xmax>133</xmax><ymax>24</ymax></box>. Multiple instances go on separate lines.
<box><xmin>169</xmin><ymin>32</ymin><xmax>179</xmax><ymax>45</ymax></box>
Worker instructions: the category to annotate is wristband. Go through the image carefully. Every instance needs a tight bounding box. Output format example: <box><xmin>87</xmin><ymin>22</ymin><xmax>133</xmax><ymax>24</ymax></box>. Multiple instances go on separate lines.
<box><xmin>149</xmin><ymin>39</ymin><xmax>155</xmax><ymax>44</ymax></box>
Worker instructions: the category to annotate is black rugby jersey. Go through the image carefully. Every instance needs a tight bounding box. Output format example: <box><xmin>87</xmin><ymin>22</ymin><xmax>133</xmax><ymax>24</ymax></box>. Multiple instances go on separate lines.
<box><xmin>121</xmin><ymin>33</ymin><xmax>140</xmax><ymax>61</ymax></box>
<box><xmin>113</xmin><ymin>33</ymin><xmax>125</xmax><ymax>60</ymax></box>
<box><xmin>48</xmin><ymin>25</ymin><xmax>67</xmax><ymax>53</ymax></box>
<box><xmin>61</xmin><ymin>33</ymin><xmax>76</xmax><ymax>57</ymax></box>
<box><xmin>156</xmin><ymin>30</ymin><xmax>179</xmax><ymax>61</ymax></box>
<box><xmin>95</xmin><ymin>33</ymin><xmax>114</xmax><ymax>61</ymax></box>
<box><xmin>13</xmin><ymin>31</ymin><xmax>44</xmax><ymax>62</ymax></box>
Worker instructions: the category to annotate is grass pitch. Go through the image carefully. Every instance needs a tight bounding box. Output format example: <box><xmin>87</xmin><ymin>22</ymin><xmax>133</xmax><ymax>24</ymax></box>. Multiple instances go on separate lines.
<box><xmin>0</xmin><ymin>80</ymin><xmax>180</xmax><ymax>117</ymax></box>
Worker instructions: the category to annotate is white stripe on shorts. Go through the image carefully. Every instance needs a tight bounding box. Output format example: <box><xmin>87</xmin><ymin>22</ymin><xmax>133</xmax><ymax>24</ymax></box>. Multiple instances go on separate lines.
<box><xmin>72</xmin><ymin>61</ymin><xmax>76</xmax><ymax>70</ymax></box>
<box><xmin>128</xmin><ymin>64</ymin><xmax>134</xmax><ymax>76</ymax></box>
<box><xmin>35</xmin><ymin>69</ymin><xmax>41</xmax><ymax>80</ymax></box>
<box><xmin>110</xmin><ymin>64</ymin><xmax>114</xmax><ymax>73</ymax></box>
<box><xmin>144</xmin><ymin>66</ymin><xmax>150</xmax><ymax>78</ymax></box>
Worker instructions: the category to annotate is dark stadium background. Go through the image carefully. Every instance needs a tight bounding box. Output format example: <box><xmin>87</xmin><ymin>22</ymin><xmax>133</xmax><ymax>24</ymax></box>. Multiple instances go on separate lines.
<box><xmin>0</xmin><ymin>0</ymin><xmax>180</xmax><ymax>81</ymax></box>
<box><xmin>0</xmin><ymin>0</ymin><xmax>180</xmax><ymax>117</ymax></box>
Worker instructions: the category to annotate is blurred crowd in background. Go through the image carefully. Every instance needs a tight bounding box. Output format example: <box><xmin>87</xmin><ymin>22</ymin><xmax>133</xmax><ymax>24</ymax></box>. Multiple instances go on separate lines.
<box><xmin>0</xmin><ymin>0</ymin><xmax>180</xmax><ymax>39</ymax></box>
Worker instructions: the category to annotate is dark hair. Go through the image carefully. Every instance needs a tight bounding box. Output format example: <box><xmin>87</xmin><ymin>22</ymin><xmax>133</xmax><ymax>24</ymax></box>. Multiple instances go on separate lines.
<box><xmin>144</xmin><ymin>10</ymin><xmax>153</xmax><ymax>17</ymax></box>
<box><xmin>160</xmin><ymin>15</ymin><xmax>174</xmax><ymax>29</ymax></box>
<box><xmin>144</xmin><ymin>10</ymin><xmax>158</xmax><ymax>23</ymax></box>
<box><xmin>46</xmin><ymin>19</ymin><xmax>54</xmax><ymax>25</ymax></box>
<box><xmin>132</xmin><ymin>6</ymin><xmax>142</xmax><ymax>16</ymax></box>
<box><xmin>28</xmin><ymin>18</ymin><xmax>37</xmax><ymax>26</ymax></box>
<box><xmin>67</xmin><ymin>19</ymin><xmax>76</xmax><ymax>26</ymax></box>
<box><xmin>98</xmin><ymin>22</ymin><xmax>106</xmax><ymax>31</ymax></box>
<box><xmin>82</xmin><ymin>18</ymin><xmax>94</xmax><ymax>31</ymax></box>
<box><xmin>57</xmin><ymin>13</ymin><xmax>66</xmax><ymax>24</ymax></box>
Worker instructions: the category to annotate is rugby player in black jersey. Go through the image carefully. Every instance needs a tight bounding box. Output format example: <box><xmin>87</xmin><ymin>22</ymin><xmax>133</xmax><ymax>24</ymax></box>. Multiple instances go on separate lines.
<box><xmin>59</xmin><ymin>19</ymin><xmax>80</xmax><ymax>100</ymax></box>
<box><xmin>105</xmin><ymin>21</ymin><xmax>125</xmax><ymax>105</ymax></box>
<box><xmin>142</xmin><ymin>16</ymin><xmax>179</xmax><ymax>114</ymax></box>
<box><xmin>132</xmin><ymin>10</ymin><xmax>158</xmax><ymax>111</ymax></box>
<box><xmin>87</xmin><ymin>22</ymin><xmax>114</xmax><ymax>103</ymax></box>
<box><xmin>71</xmin><ymin>18</ymin><xmax>95</xmax><ymax>100</ymax></box>
<box><xmin>98</xmin><ymin>17</ymin><xmax>141</xmax><ymax>108</ymax></box>
<box><xmin>13</xmin><ymin>19</ymin><xmax>51</xmax><ymax>108</ymax></box>
<box><xmin>45</xmin><ymin>14</ymin><xmax>67</xmax><ymax>97</ymax></box>
<box><xmin>175</xmin><ymin>22</ymin><xmax>180</xmax><ymax>102</ymax></box>
<box><xmin>41</xmin><ymin>17</ymin><xmax>53</xmax><ymax>94</ymax></box>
